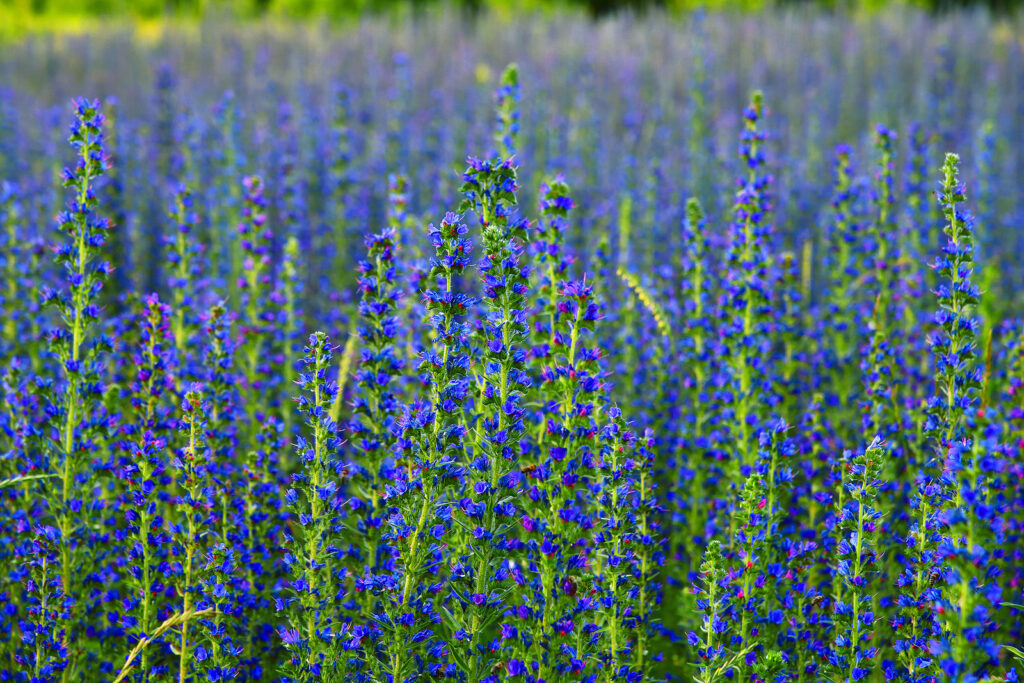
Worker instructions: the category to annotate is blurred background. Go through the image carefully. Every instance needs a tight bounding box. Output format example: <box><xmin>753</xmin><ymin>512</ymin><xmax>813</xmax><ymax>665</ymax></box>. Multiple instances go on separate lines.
<box><xmin>0</xmin><ymin>0</ymin><xmax>1021</xmax><ymax>34</ymax></box>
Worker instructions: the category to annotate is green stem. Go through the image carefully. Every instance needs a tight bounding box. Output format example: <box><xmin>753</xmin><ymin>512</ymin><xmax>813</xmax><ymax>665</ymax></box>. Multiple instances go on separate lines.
<box><xmin>59</xmin><ymin>157</ymin><xmax>92</xmax><ymax>683</ymax></box>
<box><xmin>178</xmin><ymin>420</ymin><xmax>199</xmax><ymax>683</ymax></box>
<box><xmin>849</xmin><ymin>498</ymin><xmax>865</xmax><ymax>681</ymax></box>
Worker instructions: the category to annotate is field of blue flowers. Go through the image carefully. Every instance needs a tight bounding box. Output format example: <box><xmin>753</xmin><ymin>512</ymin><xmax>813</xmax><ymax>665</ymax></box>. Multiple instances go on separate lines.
<box><xmin>1</xmin><ymin>8</ymin><xmax>1024</xmax><ymax>683</ymax></box>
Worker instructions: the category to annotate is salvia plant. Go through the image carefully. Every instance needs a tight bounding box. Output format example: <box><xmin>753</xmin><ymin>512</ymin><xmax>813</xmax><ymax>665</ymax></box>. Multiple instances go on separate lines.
<box><xmin>1</xmin><ymin>13</ymin><xmax>1024</xmax><ymax>683</ymax></box>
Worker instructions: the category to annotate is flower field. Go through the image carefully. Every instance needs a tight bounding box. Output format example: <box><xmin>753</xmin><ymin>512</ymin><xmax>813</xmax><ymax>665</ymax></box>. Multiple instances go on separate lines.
<box><xmin>1</xmin><ymin>9</ymin><xmax>1023</xmax><ymax>683</ymax></box>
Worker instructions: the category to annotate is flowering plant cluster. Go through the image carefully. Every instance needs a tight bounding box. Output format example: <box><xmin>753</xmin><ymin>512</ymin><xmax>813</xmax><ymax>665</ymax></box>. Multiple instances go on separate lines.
<box><xmin>2</xmin><ymin>15</ymin><xmax>1024</xmax><ymax>683</ymax></box>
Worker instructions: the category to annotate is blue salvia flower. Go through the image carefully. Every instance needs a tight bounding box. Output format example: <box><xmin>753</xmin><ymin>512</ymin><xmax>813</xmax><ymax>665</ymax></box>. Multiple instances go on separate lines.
<box><xmin>826</xmin><ymin>438</ymin><xmax>887</xmax><ymax>682</ymax></box>
<box><xmin>3</xmin><ymin>364</ymin><xmax>59</xmax><ymax>680</ymax></box>
<box><xmin>327</xmin><ymin>85</ymin><xmax>354</xmax><ymax>217</ymax></box>
<box><xmin>277</xmin><ymin>101</ymin><xmax>308</xmax><ymax>260</ymax></box>
<box><xmin>775</xmin><ymin>247</ymin><xmax>809</xmax><ymax>421</ymax></box>
<box><xmin>389</xmin><ymin>172</ymin><xmax>429</xmax><ymax>364</ymax></box>
<box><xmin>901</xmin><ymin>122</ymin><xmax>932</xmax><ymax>332</ymax></box>
<box><xmin>927</xmin><ymin>154</ymin><xmax>1003</xmax><ymax>680</ymax></box>
<box><xmin>279</xmin><ymin>332</ymin><xmax>345</xmax><ymax>682</ymax></box>
<box><xmin>595</xmin><ymin>407</ymin><xmax>640</xmax><ymax>678</ymax></box>
<box><xmin>383</xmin><ymin>51</ymin><xmax>412</xmax><ymax>171</ymax></box>
<box><xmin>348</xmin><ymin>225</ymin><xmax>405</xmax><ymax>611</ymax></box>
<box><xmin>861</xmin><ymin>298</ymin><xmax>897</xmax><ymax>443</ymax></box>
<box><xmin>973</xmin><ymin>120</ymin><xmax>998</xmax><ymax>262</ymax></box>
<box><xmin>386</xmin><ymin>172</ymin><xmax>410</xmax><ymax>233</ymax></box>
<box><xmin>172</xmin><ymin>383</ymin><xmax>213</xmax><ymax>682</ymax></box>
<box><xmin>740</xmin><ymin>420</ymin><xmax>795</xmax><ymax>675</ymax></box>
<box><xmin>891</xmin><ymin>473</ymin><xmax>950</xmax><ymax>682</ymax></box>
<box><xmin>375</xmin><ymin>211</ymin><xmax>476</xmax><ymax>680</ymax></box>
<box><xmin>97</xmin><ymin>96</ymin><xmax>124</xmax><ymax>303</ymax></box>
<box><xmin>20</xmin><ymin>523</ymin><xmax>69</xmax><ymax>681</ymax></box>
<box><xmin>454</xmin><ymin>148</ymin><xmax>531</xmax><ymax>679</ymax></box>
<box><xmin>145</xmin><ymin>63</ymin><xmax>178</xmax><ymax>292</ymax></box>
<box><xmin>689</xmin><ymin>540</ymin><xmax>744</xmax><ymax>683</ymax></box>
<box><xmin>757</xmin><ymin>419</ymin><xmax>794</xmax><ymax>548</ymax></box>
<box><xmin>236</xmin><ymin>175</ymin><xmax>275</xmax><ymax>436</ymax></box>
<box><xmin>974</xmin><ymin>119</ymin><xmax>1002</xmax><ymax>403</ymax></box>
<box><xmin>518</xmin><ymin>273</ymin><xmax>604</xmax><ymax>680</ymax></box>
<box><xmin>869</xmin><ymin>125</ymin><xmax>898</xmax><ymax>331</ymax></box>
<box><xmin>531</xmin><ymin>175</ymin><xmax>574</xmax><ymax>352</ymax></box>
<box><xmin>165</xmin><ymin>181</ymin><xmax>202</xmax><ymax>357</ymax></box>
<box><xmin>731</xmin><ymin>469</ymin><xmax>768</xmax><ymax>669</ymax></box>
<box><xmin>194</xmin><ymin>544</ymin><xmax>241</xmax><ymax>682</ymax></box>
<box><xmin>38</xmin><ymin>97</ymin><xmax>113</xmax><ymax>679</ymax></box>
<box><xmin>721</xmin><ymin>91</ymin><xmax>774</xmax><ymax>474</ymax></box>
<box><xmin>926</xmin><ymin>154</ymin><xmax>981</xmax><ymax>449</ymax></box>
<box><xmin>200</xmin><ymin>303</ymin><xmax>238</xmax><ymax>545</ymax></box>
<box><xmin>231</xmin><ymin>175</ymin><xmax>284</xmax><ymax>664</ymax></box>
<box><xmin>889</xmin><ymin>155</ymin><xmax>985</xmax><ymax>683</ymax></box>
<box><xmin>672</xmin><ymin>197</ymin><xmax>715</xmax><ymax>568</ymax></box>
<box><xmin>823</xmin><ymin>144</ymin><xmax>863</xmax><ymax>407</ymax></box>
<box><xmin>628</xmin><ymin>427</ymin><xmax>664</xmax><ymax>678</ymax></box>
<box><xmin>1</xmin><ymin>359</ymin><xmax>46</xmax><ymax>676</ymax></box>
<box><xmin>116</xmin><ymin>294</ymin><xmax>175</xmax><ymax>679</ymax></box>
<box><xmin>321</xmin><ymin>85</ymin><xmax>355</xmax><ymax>292</ymax></box>
<box><xmin>237</xmin><ymin>412</ymin><xmax>287</xmax><ymax>674</ymax></box>
<box><xmin>494</xmin><ymin>63</ymin><xmax>520</xmax><ymax>159</ymax></box>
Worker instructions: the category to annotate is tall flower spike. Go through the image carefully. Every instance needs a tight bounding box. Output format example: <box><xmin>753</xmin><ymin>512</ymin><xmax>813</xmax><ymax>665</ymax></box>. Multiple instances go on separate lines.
<box><xmin>173</xmin><ymin>383</ymin><xmax>212</xmax><ymax>683</ymax></box>
<box><xmin>517</xmin><ymin>272</ymin><xmax>604</xmax><ymax>679</ymax></box>
<box><xmin>166</xmin><ymin>181</ymin><xmax>202</xmax><ymax>356</ymax></box>
<box><xmin>721</xmin><ymin>90</ymin><xmax>773</xmax><ymax>474</ymax></box>
<box><xmin>824</xmin><ymin>144</ymin><xmax>863</xmax><ymax>408</ymax></box>
<box><xmin>236</xmin><ymin>175</ymin><xmax>274</xmax><ymax>437</ymax></box>
<box><xmin>890</xmin><ymin>156</ymin><xmax>983</xmax><ymax>683</ymax></box>
<box><xmin>389</xmin><ymin>171</ymin><xmax>429</xmax><ymax>363</ymax></box>
<box><xmin>927</xmin><ymin>154</ymin><xmax>1000</xmax><ymax>679</ymax></box>
<box><xmin>891</xmin><ymin>468</ymin><xmax>949</xmax><ymax>682</ymax></box>
<box><xmin>192</xmin><ymin>306</ymin><xmax>241</xmax><ymax>669</ymax></box>
<box><xmin>532</xmin><ymin>175</ymin><xmax>574</xmax><ymax>350</ymax></box>
<box><xmin>674</xmin><ymin>197</ymin><xmax>715</xmax><ymax>570</ymax></box>
<box><xmin>826</xmin><ymin>438</ymin><xmax>886</xmax><ymax>682</ymax></box>
<box><xmin>117</xmin><ymin>294</ymin><xmax>175</xmax><ymax>679</ymax></box>
<box><xmin>326</xmin><ymin>85</ymin><xmax>355</xmax><ymax>291</ymax></box>
<box><xmin>455</xmin><ymin>150</ymin><xmax>531</xmax><ymax>679</ymax></box>
<box><xmin>347</xmin><ymin>225</ymin><xmax>405</xmax><ymax>606</ymax></box>
<box><xmin>689</xmin><ymin>540</ymin><xmax>744</xmax><ymax>683</ymax></box>
<box><xmin>375</xmin><ymin>212</ymin><xmax>476</xmax><ymax>680</ymax></box>
<box><xmin>40</xmin><ymin>98</ymin><xmax>113</xmax><ymax>680</ymax></box>
<box><xmin>194</xmin><ymin>544</ymin><xmax>241</xmax><ymax>682</ymax></box>
<box><xmin>494</xmin><ymin>63</ymin><xmax>520</xmax><ymax>159</ymax></box>
<box><xmin>926</xmin><ymin>153</ymin><xmax>981</xmax><ymax>449</ymax></box>
<box><xmin>901</xmin><ymin>122</ymin><xmax>931</xmax><ymax>335</ymax></box>
<box><xmin>280</xmin><ymin>332</ymin><xmax>344</xmax><ymax>682</ymax></box>
<box><xmin>869</xmin><ymin>125</ymin><xmax>898</xmax><ymax>331</ymax></box>
<box><xmin>733</xmin><ymin>470</ymin><xmax>767</xmax><ymax>668</ymax></box>
<box><xmin>630</xmin><ymin>428</ymin><xmax>664</xmax><ymax>678</ymax></box>
<box><xmin>596</xmin><ymin>407</ymin><xmax>640</xmax><ymax>678</ymax></box>
<box><xmin>421</xmin><ymin>211</ymin><xmax>475</xmax><ymax>450</ymax></box>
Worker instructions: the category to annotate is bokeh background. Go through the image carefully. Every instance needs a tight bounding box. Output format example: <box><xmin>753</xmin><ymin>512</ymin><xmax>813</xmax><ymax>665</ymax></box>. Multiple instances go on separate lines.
<box><xmin>1</xmin><ymin>0</ymin><xmax>1022</xmax><ymax>32</ymax></box>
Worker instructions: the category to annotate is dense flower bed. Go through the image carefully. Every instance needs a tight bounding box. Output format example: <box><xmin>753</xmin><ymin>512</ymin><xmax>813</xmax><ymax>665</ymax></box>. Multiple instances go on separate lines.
<box><xmin>1</xmin><ymin>11</ymin><xmax>1023</xmax><ymax>683</ymax></box>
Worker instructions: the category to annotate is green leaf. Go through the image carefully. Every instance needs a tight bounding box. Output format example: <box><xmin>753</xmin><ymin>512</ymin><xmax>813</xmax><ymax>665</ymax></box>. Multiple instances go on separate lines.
<box><xmin>1003</xmin><ymin>644</ymin><xmax>1024</xmax><ymax>660</ymax></box>
<box><xmin>0</xmin><ymin>473</ymin><xmax>56</xmax><ymax>489</ymax></box>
